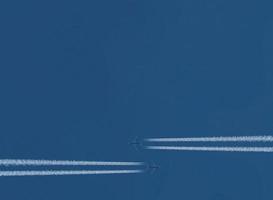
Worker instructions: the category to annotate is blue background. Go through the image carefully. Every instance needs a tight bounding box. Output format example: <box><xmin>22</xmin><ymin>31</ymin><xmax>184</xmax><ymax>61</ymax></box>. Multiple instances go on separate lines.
<box><xmin>0</xmin><ymin>0</ymin><xmax>273</xmax><ymax>199</ymax></box>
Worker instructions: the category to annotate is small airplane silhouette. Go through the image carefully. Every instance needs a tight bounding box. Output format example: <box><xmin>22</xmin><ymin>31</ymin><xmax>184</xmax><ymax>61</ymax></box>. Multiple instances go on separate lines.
<box><xmin>129</xmin><ymin>137</ymin><xmax>142</xmax><ymax>150</ymax></box>
<box><xmin>146</xmin><ymin>162</ymin><xmax>159</xmax><ymax>173</ymax></box>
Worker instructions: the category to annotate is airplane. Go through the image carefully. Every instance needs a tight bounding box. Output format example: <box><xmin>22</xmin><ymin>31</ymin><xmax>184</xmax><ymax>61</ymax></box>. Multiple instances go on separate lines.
<box><xmin>129</xmin><ymin>137</ymin><xmax>142</xmax><ymax>150</ymax></box>
<box><xmin>146</xmin><ymin>162</ymin><xmax>159</xmax><ymax>173</ymax></box>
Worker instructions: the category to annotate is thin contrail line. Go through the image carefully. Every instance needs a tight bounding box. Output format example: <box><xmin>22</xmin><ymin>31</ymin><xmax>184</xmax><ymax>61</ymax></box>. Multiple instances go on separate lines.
<box><xmin>0</xmin><ymin>170</ymin><xmax>143</xmax><ymax>177</ymax></box>
<box><xmin>146</xmin><ymin>146</ymin><xmax>273</xmax><ymax>152</ymax></box>
<box><xmin>145</xmin><ymin>136</ymin><xmax>273</xmax><ymax>142</ymax></box>
<box><xmin>0</xmin><ymin>160</ymin><xmax>143</xmax><ymax>166</ymax></box>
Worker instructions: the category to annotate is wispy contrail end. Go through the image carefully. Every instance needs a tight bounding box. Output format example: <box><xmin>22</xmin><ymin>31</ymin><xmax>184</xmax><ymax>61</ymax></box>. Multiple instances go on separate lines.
<box><xmin>145</xmin><ymin>136</ymin><xmax>273</xmax><ymax>142</ymax></box>
<box><xmin>146</xmin><ymin>146</ymin><xmax>273</xmax><ymax>153</ymax></box>
<box><xmin>0</xmin><ymin>160</ymin><xmax>143</xmax><ymax>166</ymax></box>
<box><xmin>0</xmin><ymin>170</ymin><xmax>143</xmax><ymax>177</ymax></box>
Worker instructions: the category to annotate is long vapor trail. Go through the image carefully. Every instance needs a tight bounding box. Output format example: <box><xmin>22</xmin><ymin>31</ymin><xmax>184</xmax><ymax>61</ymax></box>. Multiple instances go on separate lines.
<box><xmin>145</xmin><ymin>136</ymin><xmax>273</xmax><ymax>142</ymax></box>
<box><xmin>146</xmin><ymin>146</ymin><xmax>273</xmax><ymax>153</ymax></box>
<box><xmin>0</xmin><ymin>160</ymin><xmax>143</xmax><ymax>166</ymax></box>
<box><xmin>0</xmin><ymin>170</ymin><xmax>143</xmax><ymax>177</ymax></box>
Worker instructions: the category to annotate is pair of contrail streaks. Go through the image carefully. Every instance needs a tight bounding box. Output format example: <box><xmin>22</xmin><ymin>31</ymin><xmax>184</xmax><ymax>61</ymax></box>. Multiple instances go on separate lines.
<box><xmin>145</xmin><ymin>135</ymin><xmax>273</xmax><ymax>153</ymax></box>
<box><xmin>0</xmin><ymin>160</ymin><xmax>144</xmax><ymax>177</ymax></box>
<box><xmin>0</xmin><ymin>170</ymin><xmax>143</xmax><ymax>177</ymax></box>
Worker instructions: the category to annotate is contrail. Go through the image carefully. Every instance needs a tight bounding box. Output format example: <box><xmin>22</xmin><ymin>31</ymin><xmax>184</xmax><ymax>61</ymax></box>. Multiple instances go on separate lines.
<box><xmin>0</xmin><ymin>170</ymin><xmax>143</xmax><ymax>177</ymax></box>
<box><xmin>0</xmin><ymin>160</ymin><xmax>143</xmax><ymax>166</ymax></box>
<box><xmin>146</xmin><ymin>146</ymin><xmax>273</xmax><ymax>153</ymax></box>
<box><xmin>145</xmin><ymin>136</ymin><xmax>273</xmax><ymax>142</ymax></box>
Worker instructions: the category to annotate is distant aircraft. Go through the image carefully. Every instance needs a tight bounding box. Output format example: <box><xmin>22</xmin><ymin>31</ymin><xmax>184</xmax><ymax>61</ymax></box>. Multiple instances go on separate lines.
<box><xmin>129</xmin><ymin>137</ymin><xmax>142</xmax><ymax>150</ymax></box>
<box><xmin>146</xmin><ymin>162</ymin><xmax>159</xmax><ymax>173</ymax></box>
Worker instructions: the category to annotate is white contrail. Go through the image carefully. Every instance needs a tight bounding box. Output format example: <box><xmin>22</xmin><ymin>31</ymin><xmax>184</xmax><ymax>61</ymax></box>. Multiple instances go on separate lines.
<box><xmin>145</xmin><ymin>136</ymin><xmax>273</xmax><ymax>142</ymax></box>
<box><xmin>146</xmin><ymin>146</ymin><xmax>273</xmax><ymax>153</ymax></box>
<box><xmin>0</xmin><ymin>160</ymin><xmax>143</xmax><ymax>166</ymax></box>
<box><xmin>0</xmin><ymin>170</ymin><xmax>143</xmax><ymax>177</ymax></box>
